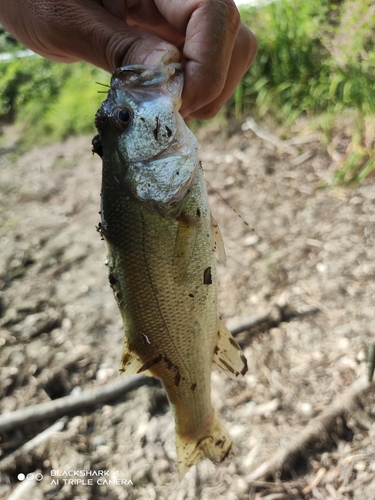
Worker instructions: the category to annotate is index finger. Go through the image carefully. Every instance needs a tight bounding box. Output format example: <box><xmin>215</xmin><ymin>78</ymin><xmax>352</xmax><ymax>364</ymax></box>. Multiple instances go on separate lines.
<box><xmin>157</xmin><ymin>0</ymin><xmax>242</xmax><ymax>114</ymax></box>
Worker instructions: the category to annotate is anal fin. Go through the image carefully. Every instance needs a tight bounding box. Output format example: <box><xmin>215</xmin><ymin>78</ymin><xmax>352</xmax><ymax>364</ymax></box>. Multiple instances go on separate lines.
<box><xmin>120</xmin><ymin>340</ymin><xmax>155</xmax><ymax>377</ymax></box>
<box><xmin>212</xmin><ymin>319</ymin><xmax>248</xmax><ymax>379</ymax></box>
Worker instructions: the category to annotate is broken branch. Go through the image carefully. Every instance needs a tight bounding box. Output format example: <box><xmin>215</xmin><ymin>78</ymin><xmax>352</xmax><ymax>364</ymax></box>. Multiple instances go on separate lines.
<box><xmin>0</xmin><ymin>417</ymin><xmax>68</xmax><ymax>471</ymax></box>
<box><xmin>246</xmin><ymin>376</ymin><xmax>373</xmax><ymax>482</ymax></box>
<box><xmin>0</xmin><ymin>374</ymin><xmax>148</xmax><ymax>433</ymax></box>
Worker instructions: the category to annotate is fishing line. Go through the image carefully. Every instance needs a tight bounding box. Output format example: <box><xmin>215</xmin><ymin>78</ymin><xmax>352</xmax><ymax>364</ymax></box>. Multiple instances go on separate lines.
<box><xmin>205</xmin><ymin>178</ymin><xmax>250</xmax><ymax>227</ymax></box>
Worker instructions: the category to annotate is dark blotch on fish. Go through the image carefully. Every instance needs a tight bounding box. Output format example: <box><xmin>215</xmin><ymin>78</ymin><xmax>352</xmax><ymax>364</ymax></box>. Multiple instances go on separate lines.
<box><xmin>92</xmin><ymin>134</ymin><xmax>103</xmax><ymax>157</ymax></box>
<box><xmin>138</xmin><ymin>354</ymin><xmax>163</xmax><ymax>373</ymax></box>
<box><xmin>94</xmin><ymin>108</ymin><xmax>107</xmax><ymax>133</ymax></box>
<box><xmin>191</xmin><ymin>383</ymin><xmax>197</xmax><ymax>391</ymax></box>
<box><xmin>222</xmin><ymin>443</ymin><xmax>232</xmax><ymax>459</ymax></box>
<box><xmin>229</xmin><ymin>337</ymin><xmax>240</xmax><ymax>350</ymax></box>
<box><xmin>153</xmin><ymin>116</ymin><xmax>161</xmax><ymax>140</ymax></box>
<box><xmin>108</xmin><ymin>273</ymin><xmax>117</xmax><ymax>287</ymax></box>
<box><xmin>240</xmin><ymin>355</ymin><xmax>248</xmax><ymax>376</ymax></box>
<box><xmin>174</xmin><ymin>371</ymin><xmax>181</xmax><ymax>387</ymax></box>
<box><xmin>165</xmin><ymin>125</ymin><xmax>172</xmax><ymax>138</ymax></box>
<box><xmin>164</xmin><ymin>356</ymin><xmax>173</xmax><ymax>370</ymax></box>
<box><xmin>203</xmin><ymin>267</ymin><xmax>212</xmax><ymax>285</ymax></box>
<box><xmin>218</xmin><ymin>357</ymin><xmax>236</xmax><ymax>375</ymax></box>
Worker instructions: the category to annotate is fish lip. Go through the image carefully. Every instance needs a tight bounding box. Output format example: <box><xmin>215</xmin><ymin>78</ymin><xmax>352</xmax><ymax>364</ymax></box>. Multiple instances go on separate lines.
<box><xmin>111</xmin><ymin>63</ymin><xmax>183</xmax><ymax>90</ymax></box>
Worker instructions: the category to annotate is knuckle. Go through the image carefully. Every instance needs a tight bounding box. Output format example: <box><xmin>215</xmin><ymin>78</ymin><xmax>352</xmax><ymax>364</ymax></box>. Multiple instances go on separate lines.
<box><xmin>217</xmin><ymin>0</ymin><xmax>241</xmax><ymax>33</ymax></box>
<box><xmin>192</xmin><ymin>102</ymin><xmax>222</xmax><ymax>120</ymax></box>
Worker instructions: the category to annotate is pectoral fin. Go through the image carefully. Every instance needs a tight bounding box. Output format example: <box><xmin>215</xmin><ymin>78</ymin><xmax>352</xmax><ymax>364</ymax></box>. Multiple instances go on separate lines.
<box><xmin>173</xmin><ymin>211</ymin><xmax>200</xmax><ymax>277</ymax></box>
<box><xmin>210</xmin><ymin>214</ymin><xmax>226</xmax><ymax>265</ymax></box>
<box><xmin>212</xmin><ymin>319</ymin><xmax>248</xmax><ymax>379</ymax></box>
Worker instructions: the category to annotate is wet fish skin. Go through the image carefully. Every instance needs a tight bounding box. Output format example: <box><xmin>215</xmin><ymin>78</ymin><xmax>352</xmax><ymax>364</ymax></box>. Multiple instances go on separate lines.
<box><xmin>93</xmin><ymin>63</ymin><xmax>247</xmax><ymax>476</ymax></box>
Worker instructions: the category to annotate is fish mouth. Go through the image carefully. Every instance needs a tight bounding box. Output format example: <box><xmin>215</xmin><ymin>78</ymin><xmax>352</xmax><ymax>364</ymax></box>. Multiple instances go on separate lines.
<box><xmin>111</xmin><ymin>63</ymin><xmax>183</xmax><ymax>105</ymax></box>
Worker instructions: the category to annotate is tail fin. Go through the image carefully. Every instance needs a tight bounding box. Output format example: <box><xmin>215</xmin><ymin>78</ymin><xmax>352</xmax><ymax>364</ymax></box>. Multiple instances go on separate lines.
<box><xmin>175</xmin><ymin>412</ymin><xmax>234</xmax><ymax>478</ymax></box>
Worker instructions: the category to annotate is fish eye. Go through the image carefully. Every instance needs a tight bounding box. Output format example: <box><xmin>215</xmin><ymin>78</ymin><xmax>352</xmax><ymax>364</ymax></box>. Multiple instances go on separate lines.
<box><xmin>113</xmin><ymin>107</ymin><xmax>132</xmax><ymax>130</ymax></box>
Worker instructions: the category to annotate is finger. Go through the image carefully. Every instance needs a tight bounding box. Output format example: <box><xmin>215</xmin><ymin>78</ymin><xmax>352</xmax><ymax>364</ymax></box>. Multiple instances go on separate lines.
<box><xmin>101</xmin><ymin>0</ymin><xmax>184</xmax><ymax>65</ymax></box>
<box><xmin>156</xmin><ymin>0</ymin><xmax>242</xmax><ymax>113</ymax></box>
<box><xmin>0</xmin><ymin>0</ymin><xmax>179</xmax><ymax>71</ymax></box>
<box><xmin>182</xmin><ymin>23</ymin><xmax>257</xmax><ymax>120</ymax></box>
<box><xmin>102</xmin><ymin>0</ymin><xmax>184</xmax><ymax>55</ymax></box>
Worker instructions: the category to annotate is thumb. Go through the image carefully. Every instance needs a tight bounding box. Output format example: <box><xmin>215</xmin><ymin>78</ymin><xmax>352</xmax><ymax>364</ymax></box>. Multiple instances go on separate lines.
<box><xmin>121</xmin><ymin>36</ymin><xmax>180</xmax><ymax>67</ymax></box>
<box><xmin>0</xmin><ymin>1</ymin><xmax>179</xmax><ymax>73</ymax></box>
<box><xmin>63</xmin><ymin>1</ymin><xmax>181</xmax><ymax>71</ymax></box>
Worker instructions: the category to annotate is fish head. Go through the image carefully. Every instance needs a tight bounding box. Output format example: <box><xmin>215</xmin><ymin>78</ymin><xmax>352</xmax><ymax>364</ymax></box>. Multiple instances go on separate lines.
<box><xmin>95</xmin><ymin>63</ymin><xmax>199</xmax><ymax>215</ymax></box>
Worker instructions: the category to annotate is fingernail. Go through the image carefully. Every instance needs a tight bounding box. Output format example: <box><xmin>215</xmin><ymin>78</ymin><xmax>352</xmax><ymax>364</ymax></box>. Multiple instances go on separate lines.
<box><xmin>144</xmin><ymin>46</ymin><xmax>180</xmax><ymax>66</ymax></box>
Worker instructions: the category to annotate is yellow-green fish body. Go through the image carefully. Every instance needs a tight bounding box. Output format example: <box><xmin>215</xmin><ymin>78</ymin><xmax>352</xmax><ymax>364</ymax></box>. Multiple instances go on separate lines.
<box><xmin>93</xmin><ymin>64</ymin><xmax>247</xmax><ymax>476</ymax></box>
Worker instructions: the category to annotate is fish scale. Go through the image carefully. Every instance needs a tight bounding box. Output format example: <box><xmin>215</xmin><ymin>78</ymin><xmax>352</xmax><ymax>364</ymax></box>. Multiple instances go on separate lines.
<box><xmin>93</xmin><ymin>63</ymin><xmax>248</xmax><ymax>477</ymax></box>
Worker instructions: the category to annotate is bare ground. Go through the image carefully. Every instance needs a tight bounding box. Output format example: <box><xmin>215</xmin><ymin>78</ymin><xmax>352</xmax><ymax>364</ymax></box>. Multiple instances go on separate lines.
<box><xmin>0</xmin><ymin>118</ymin><xmax>374</xmax><ymax>500</ymax></box>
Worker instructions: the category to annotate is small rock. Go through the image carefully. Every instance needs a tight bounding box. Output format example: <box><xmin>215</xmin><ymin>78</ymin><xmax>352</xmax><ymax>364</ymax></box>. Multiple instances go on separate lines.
<box><xmin>92</xmin><ymin>435</ymin><xmax>107</xmax><ymax>447</ymax></box>
<box><xmin>316</xmin><ymin>262</ymin><xmax>328</xmax><ymax>273</ymax></box>
<box><xmin>354</xmin><ymin>460</ymin><xmax>367</xmax><ymax>472</ymax></box>
<box><xmin>298</xmin><ymin>402</ymin><xmax>313</xmax><ymax>416</ymax></box>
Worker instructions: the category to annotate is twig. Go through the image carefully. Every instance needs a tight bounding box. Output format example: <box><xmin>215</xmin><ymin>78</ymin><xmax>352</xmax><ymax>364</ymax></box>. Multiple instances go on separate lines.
<box><xmin>0</xmin><ymin>417</ymin><xmax>67</xmax><ymax>471</ymax></box>
<box><xmin>241</xmin><ymin>117</ymin><xmax>317</xmax><ymax>157</ymax></box>
<box><xmin>228</xmin><ymin>304</ymin><xmax>318</xmax><ymax>337</ymax></box>
<box><xmin>241</xmin><ymin>118</ymin><xmax>298</xmax><ymax>155</ymax></box>
<box><xmin>246</xmin><ymin>376</ymin><xmax>372</xmax><ymax>482</ymax></box>
<box><xmin>242</xmin><ymin>118</ymin><xmax>291</xmax><ymax>150</ymax></box>
<box><xmin>228</xmin><ymin>306</ymin><xmax>281</xmax><ymax>336</ymax></box>
<box><xmin>0</xmin><ymin>374</ymin><xmax>148</xmax><ymax>433</ymax></box>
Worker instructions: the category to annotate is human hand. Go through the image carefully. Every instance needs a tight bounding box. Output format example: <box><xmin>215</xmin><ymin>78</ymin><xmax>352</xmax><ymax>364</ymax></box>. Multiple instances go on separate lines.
<box><xmin>0</xmin><ymin>0</ymin><xmax>257</xmax><ymax>120</ymax></box>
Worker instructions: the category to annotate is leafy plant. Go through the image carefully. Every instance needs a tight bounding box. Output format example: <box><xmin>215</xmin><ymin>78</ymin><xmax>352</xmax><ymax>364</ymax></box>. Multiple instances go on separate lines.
<box><xmin>0</xmin><ymin>56</ymin><xmax>108</xmax><ymax>145</ymax></box>
<box><xmin>235</xmin><ymin>0</ymin><xmax>375</xmax><ymax>183</ymax></box>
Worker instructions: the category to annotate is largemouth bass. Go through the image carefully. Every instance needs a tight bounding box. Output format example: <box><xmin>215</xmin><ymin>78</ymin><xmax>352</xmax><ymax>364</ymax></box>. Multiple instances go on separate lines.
<box><xmin>93</xmin><ymin>63</ymin><xmax>247</xmax><ymax>477</ymax></box>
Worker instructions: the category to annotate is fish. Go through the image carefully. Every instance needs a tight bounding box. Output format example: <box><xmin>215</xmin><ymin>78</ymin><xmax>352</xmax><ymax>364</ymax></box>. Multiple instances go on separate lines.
<box><xmin>93</xmin><ymin>63</ymin><xmax>248</xmax><ymax>477</ymax></box>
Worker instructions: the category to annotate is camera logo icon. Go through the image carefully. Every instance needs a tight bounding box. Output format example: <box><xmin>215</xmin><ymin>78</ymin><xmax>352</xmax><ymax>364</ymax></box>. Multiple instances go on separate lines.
<box><xmin>17</xmin><ymin>472</ymin><xmax>43</xmax><ymax>482</ymax></box>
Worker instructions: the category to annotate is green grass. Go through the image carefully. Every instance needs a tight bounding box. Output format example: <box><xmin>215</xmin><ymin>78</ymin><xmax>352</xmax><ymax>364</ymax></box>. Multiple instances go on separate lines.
<box><xmin>0</xmin><ymin>57</ymin><xmax>107</xmax><ymax>146</ymax></box>
<box><xmin>235</xmin><ymin>0</ymin><xmax>375</xmax><ymax>184</ymax></box>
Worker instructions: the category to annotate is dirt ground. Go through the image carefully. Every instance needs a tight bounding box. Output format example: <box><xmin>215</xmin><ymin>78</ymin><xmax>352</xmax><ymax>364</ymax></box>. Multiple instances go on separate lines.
<box><xmin>0</xmin><ymin>117</ymin><xmax>374</xmax><ymax>500</ymax></box>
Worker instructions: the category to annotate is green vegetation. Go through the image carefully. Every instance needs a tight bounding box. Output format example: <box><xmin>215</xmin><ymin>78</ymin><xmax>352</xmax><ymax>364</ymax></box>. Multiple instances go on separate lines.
<box><xmin>0</xmin><ymin>26</ymin><xmax>107</xmax><ymax>146</ymax></box>
<box><xmin>1</xmin><ymin>0</ymin><xmax>375</xmax><ymax>183</ymax></box>
<box><xmin>0</xmin><ymin>56</ymin><xmax>107</xmax><ymax>147</ymax></box>
<box><xmin>236</xmin><ymin>0</ymin><xmax>375</xmax><ymax>184</ymax></box>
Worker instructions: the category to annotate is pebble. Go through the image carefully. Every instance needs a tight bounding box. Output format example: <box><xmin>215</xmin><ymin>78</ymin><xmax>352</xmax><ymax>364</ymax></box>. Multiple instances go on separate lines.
<box><xmin>316</xmin><ymin>262</ymin><xmax>328</xmax><ymax>273</ymax></box>
<box><xmin>298</xmin><ymin>402</ymin><xmax>313</xmax><ymax>416</ymax></box>
<box><xmin>92</xmin><ymin>435</ymin><xmax>107</xmax><ymax>447</ymax></box>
